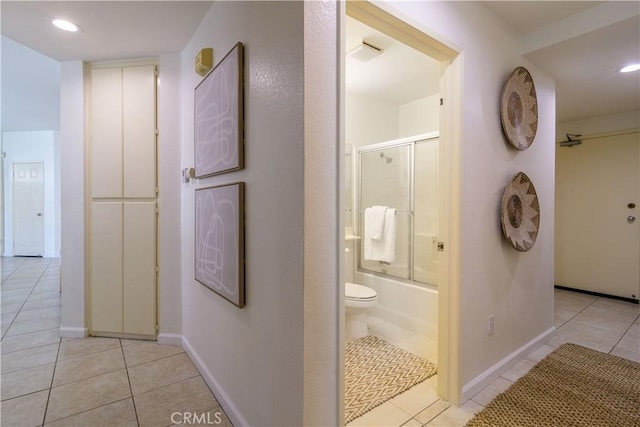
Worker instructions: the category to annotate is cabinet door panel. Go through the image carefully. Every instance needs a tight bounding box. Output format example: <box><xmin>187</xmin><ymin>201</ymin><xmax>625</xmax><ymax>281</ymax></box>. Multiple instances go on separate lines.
<box><xmin>123</xmin><ymin>66</ymin><xmax>156</xmax><ymax>198</ymax></box>
<box><xmin>91</xmin><ymin>68</ymin><xmax>123</xmax><ymax>198</ymax></box>
<box><xmin>123</xmin><ymin>202</ymin><xmax>156</xmax><ymax>335</ymax></box>
<box><xmin>91</xmin><ymin>202</ymin><xmax>123</xmax><ymax>333</ymax></box>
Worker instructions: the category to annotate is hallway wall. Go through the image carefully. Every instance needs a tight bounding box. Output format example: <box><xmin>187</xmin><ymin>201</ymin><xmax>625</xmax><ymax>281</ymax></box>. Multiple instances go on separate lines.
<box><xmin>178</xmin><ymin>2</ymin><xmax>305</xmax><ymax>426</ymax></box>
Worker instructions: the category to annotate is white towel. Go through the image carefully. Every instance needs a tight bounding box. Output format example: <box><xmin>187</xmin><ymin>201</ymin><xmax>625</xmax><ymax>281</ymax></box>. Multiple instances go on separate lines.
<box><xmin>364</xmin><ymin>208</ymin><xmax>397</xmax><ymax>262</ymax></box>
<box><xmin>365</xmin><ymin>206</ymin><xmax>387</xmax><ymax>240</ymax></box>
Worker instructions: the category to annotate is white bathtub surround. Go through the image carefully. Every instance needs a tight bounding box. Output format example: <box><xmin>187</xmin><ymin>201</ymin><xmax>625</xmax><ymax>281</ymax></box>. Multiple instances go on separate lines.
<box><xmin>356</xmin><ymin>272</ymin><xmax>438</xmax><ymax>340</ymax></box>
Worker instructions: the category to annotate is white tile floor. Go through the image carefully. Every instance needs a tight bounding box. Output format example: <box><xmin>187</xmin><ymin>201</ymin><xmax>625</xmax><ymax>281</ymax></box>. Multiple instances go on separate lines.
<box><xmin>348</xmin><ymin>288</ymin><xmax>640</xmax><ymax>427</ymax></box>
<box><xmin>3</xmin><ymin>257</ymin><xmax>638</xmax><ymax>427</ymax></box>
<box><xmin>1</xmin><ymin>257</ymin><xmax>233</xmax><ymax>427</ymax></box>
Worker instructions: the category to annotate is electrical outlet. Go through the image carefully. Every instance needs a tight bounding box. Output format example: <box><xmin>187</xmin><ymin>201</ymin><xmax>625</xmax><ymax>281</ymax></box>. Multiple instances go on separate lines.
<box><xmin>488</xmin><ymin>315</ymin><xmax>495</xmax><ymax>335</ymax></box>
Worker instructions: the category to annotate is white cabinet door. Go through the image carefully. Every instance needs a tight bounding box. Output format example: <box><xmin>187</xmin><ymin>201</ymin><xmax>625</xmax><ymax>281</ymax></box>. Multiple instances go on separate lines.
<box><xmin>91</xmin><ymin>68</ymin><xmax>123</xmax><ymax>198</ymax></box>
<box><xmin>123</xmin><ymin>66</ymin><xmax>156</xmax><ymax>198</ymax></box>
<box><xmin>123</xmin><ymin>202</ymin><xmax>156</xmax><ymax>335</ymax></box>
<box><xmin>13</xmin><ymin>162</ymin><xmax>44</xmax><ymax>256</ymax></box>
<box><xmin>91</xmin><ymin>202</ymin><xmax>123</xmax><ymax>333</ymax></box>
<box><xmin>556</xmin><ymin>132</ymin><xmax>640</xmax><ymax>301</ymax></box>
<box><xmin>90</xmin><ymin>64</ymin><xmax>158</xmax><ymax>337</ymax></box>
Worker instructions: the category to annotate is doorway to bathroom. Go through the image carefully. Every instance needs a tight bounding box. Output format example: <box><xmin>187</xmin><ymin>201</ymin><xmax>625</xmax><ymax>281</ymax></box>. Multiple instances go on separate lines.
<box><xmin>342</xmin><ymin>1</ymin><xmax>461</xmax><ymax>423</ymax></box>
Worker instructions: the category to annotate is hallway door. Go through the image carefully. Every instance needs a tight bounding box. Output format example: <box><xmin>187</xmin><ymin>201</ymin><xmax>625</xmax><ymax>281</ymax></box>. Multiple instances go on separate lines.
<box><xmin>13</xmin><ymin>162</ymin><xmax>44</xmax><ymax>256</ymax></box>
<box><xmin>556</xmin><ymin>132</ymin><xmax>640</xmax><ymax>301</ymax></box>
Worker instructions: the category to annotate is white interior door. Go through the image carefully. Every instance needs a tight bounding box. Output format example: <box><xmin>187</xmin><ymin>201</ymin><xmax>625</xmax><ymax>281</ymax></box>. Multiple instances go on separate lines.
<box><xmin>13</xmin><ymin>162</ymin><xmax>44</xmax><ymax>256</ymax></box>
<box><xmin>555</xmin><ymin>132</ymin><xmax>640</xmax><ymax>301</ymax></box>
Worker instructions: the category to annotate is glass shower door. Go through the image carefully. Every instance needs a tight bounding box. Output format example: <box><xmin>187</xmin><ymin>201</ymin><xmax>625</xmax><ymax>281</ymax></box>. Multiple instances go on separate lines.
<box><xmin>414</xmin><ymin>138</ymin><xmax>439</xmax><ymax>285</ymax></box>
<box><xmin>358</xmin><ymin>144</ymin><xmax>411</xmax><ymax>280</ymax></box>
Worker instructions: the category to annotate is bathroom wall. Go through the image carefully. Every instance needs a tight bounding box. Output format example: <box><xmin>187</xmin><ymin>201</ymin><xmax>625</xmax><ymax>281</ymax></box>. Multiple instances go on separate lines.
<box><xmin>346</xmin><ymin>92</ymin><xmax>399</xmax><ymax>148</ymax></box>
<box><xmin>378</xmin><ymin>1</ymin><xmax>556</xmax><ymax>398</ymax></box>
<box><xmin>399</xmin><ymin>94</ymin><xmax>440</xmax><ymax>137</ymax></box>
<box><xmin>179</xmin><ymin>2</ymin><xmax>305</xmax><ymax>426</ymax></box>
<box><xmin>346</xmin><ymin>91</ymin><xmax>439</xmax><ymax>148</ymax></box>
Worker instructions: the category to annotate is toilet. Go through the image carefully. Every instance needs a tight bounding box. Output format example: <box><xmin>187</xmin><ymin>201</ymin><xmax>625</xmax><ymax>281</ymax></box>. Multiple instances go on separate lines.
<box><xmin>345</xmin><ymin>282</ymin><xmax>378</xmax><ymax>340</ymax></box>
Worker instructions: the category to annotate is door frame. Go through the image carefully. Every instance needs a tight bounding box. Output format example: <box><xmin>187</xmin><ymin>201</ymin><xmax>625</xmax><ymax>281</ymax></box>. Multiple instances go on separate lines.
<box><xmin>344</xmin><ymin>0</ymin><xmax>463</xmax><ymax>405</ymax></box>
<box><xmin>13</xmin><ymin>161</ymin><xmax>45</xmax><ymax>256</ymax></box>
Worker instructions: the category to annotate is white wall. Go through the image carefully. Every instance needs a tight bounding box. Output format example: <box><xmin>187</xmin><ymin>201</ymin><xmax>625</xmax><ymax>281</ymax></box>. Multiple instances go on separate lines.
<box><xmin>346</xmin><ymin>92</ymin><xmax>399</xmax><ymax>147</ymax></box>
<box><xmin>346</xmin><ymin>91</ymin><xmax>439</xmax><ymax>147</ymax></box>
<box><xmin>399</xmin><ymin>94</ymin><xmax>440</xmax><ymax>137</ymax></box>
<box><xmin>1</xmin><ymin>36</ymin><xmax>61</xmax><ymax>131</ymax></box>
<box><xmin>179</xmin><ymin>2</ymin><xmax>304</xmax><ymax>426</ymax></box>
<box><xmin>556</xmin><ymin>110</ymin><xmax>640</xmax><ymax>140</ymax></box>
<box><xmin>157</xmin><ymin>54</ymin><xmax>182</xmax><ymax>342</ymax></box>
<box><xmin>2</xmin><ymin>130</ymin><xmax>60</xmax><ymax>257</ymax></box>
<box><xmin>377</xmin><ymin>1</ymin><xmax>556</xmax><ymax>395</ymax></box>
<box><xmin>303</xmin><ymin>2</ymin><xmax>341</xmax><ymax>423</ymax></box>
<box><xmin>59</xmin><ymin>61</ymin><xmax>88</xmax><ymax>337</ymax></box>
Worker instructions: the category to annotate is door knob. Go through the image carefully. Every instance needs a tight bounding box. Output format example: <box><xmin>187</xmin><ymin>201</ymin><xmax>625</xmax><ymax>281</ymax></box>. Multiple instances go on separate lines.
<box><xmin>36</xmin><ymin>213</ymin><xmax>42</xmax><ymax>217</ymax></box>
<box><xmin>628</xmin><ymin>216</ymin><xmax>636</xmax><ymax>223</ymax></box>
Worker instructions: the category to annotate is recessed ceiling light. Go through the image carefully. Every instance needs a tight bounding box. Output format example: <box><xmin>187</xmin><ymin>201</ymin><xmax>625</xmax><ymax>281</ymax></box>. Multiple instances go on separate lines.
<box><xmin>620</xmin><ymin>64</ymin><xmax>640</xmax><ymax>73</ymax></box>
<box><xmin>51</xmin><ymin>18</ymin><xmax>80</xmax><ymax>32</ymax></box>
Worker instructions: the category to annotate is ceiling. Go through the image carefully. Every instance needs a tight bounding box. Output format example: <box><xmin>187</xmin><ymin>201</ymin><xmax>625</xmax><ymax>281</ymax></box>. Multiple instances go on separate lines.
<box><xmin>346</xmin><ymin>16</ymin><xmax>441</xmax><ymax>105</ymax></box>
<box><xmin>1</xmin><ymin>1</ymin><xmax>638</xmax><ymax>128</ymax></box>
<box><xmin>0</xmin><ymin>1</ymin><xmax>212</xmax><ymax>62</ymax></box>
<box><xmin>484</xmin><ymin>1</ymin><xmax>639</xmax><ymax>123</ymax></box>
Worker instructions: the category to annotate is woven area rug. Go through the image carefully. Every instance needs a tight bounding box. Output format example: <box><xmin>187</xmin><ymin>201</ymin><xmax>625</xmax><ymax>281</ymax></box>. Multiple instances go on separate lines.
<box><xmin>466</xmin><ymin>343</ymin><xmax>640</xmax><ymax>427</ymax></box>
<box><xmin>345</xmin><ymin>335</ymin><xmax>437</xmax><ymax>423</ymax></box>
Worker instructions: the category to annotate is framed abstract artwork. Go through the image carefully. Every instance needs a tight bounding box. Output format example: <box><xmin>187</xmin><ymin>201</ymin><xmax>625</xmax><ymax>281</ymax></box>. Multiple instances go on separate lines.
<box><xmin>195</xmin><ymin>182</ymin><xmax>245</xmax><ymax>307</ymax></box>
<box><xmin>194</xmin><ymin>42</ymin><xmax>244</xmax><ymax>178</ymax></box>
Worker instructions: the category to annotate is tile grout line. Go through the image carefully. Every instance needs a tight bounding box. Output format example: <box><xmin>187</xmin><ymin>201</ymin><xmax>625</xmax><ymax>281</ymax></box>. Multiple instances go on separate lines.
<box><xmin>419</xmin><ymin>400</ymin><xmax>451</xmax><ymax>425</ymax></box>
<box><xmin>556</xmin><ymin>295</ymin><xmax>600</xmax><ymax>329</ymax></box>
<box><xmin>120</xmin><ymin>339</ymin><xmax>141</xmax><ymax>427</ymax></box>
<box><xmin>40</xmin><ymin>397</ymin><xmax>133</xmax><ymax>426</ymax></box>
<box><xmin>386</xmin><ymin>400</ymin><xmax>417</xmax><ymax>424</ymax></box>
<box><xmin>2</xmin><ymin>260</ymin><xmax>53</xmax><ymax>340</ymax></box>
<box><xmin>41</xmin><ymin>336</ymin><xmax>63</xmax><ymax>426</ymax></box>
<box><xmin>132</xmin><ymin>372</ymin><xmax>202</xmax><ymax>398</ymax></box>
<box><xmin>34</xmin><ymin>344</ymin><xmax>187</xmax><ymax>394</ymax></box>
<box><xmin>608</xmin><ymin>312</ymin><xmax>640</xmax><ymax>355</ymax></box>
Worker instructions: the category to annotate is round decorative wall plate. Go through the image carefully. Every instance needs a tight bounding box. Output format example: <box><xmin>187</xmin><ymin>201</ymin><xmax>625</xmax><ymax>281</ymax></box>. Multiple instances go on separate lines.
<box><xmin>500</xmin><ymin>66</ymin><xmax>538</xmax><ymax>151</ymax></box>
<box><xmin>501</xmin><ymin>172</ymin><xmax>540</xmax><ymax>252</ymax></box>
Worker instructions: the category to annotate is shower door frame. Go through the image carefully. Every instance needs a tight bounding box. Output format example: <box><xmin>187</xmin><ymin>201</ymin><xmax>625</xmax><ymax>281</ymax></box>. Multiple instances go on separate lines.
<box><xmin>355</xmin><ymin>132</ymin><xmax>440</xmax><ymax>285</ymax></box>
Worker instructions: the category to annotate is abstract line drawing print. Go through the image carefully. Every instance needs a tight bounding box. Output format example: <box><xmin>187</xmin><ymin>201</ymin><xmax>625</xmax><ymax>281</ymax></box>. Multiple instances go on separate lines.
<box><xmin>194</xmin><ymin>42</ymin><xmax>244</xmax><ymax>178</ymax></box>
<box><xmin>195</xmin><ymin>183</ymin><xmax>245</xmax><ymax>307</ymax></box>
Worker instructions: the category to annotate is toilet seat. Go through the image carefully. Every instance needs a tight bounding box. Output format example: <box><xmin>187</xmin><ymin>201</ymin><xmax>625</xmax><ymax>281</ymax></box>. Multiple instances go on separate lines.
<box><xmin>345</xmin><ymin>282</ymin><xmax>377</xmax><ymax>301</ymax></box>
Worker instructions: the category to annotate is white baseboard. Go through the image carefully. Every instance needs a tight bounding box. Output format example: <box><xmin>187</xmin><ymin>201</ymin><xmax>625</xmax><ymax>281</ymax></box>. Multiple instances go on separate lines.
<box><xmin>157</xmin><ymin>333</ymin><xmax>182</xmax><ymax>346</ymax></box>
<box><xmin>182</xmin><ymin>336</ymin><xmax>248</xmax><ymax>427</ymax></box>
<box><xmin>462</xmin><ymin>326</ymin><xmax>556</xmax><ymax>402</ymax></box>
<box><xmin>59</xmin><ymin>326</ymin><xmax>89</xmax><ymax>338</ymax></box>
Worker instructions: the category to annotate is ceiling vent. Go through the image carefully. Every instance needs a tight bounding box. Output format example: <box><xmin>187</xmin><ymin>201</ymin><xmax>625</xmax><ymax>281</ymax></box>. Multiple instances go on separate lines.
<box><xmin>347</xmin><ymin>40</ymin><xmax>383</xmax><ymax>62</ymax></box>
